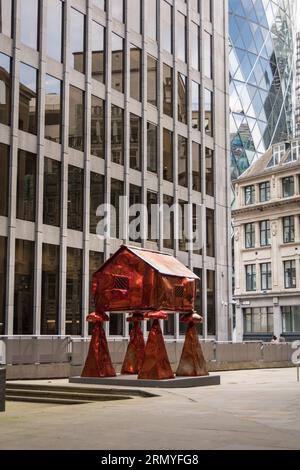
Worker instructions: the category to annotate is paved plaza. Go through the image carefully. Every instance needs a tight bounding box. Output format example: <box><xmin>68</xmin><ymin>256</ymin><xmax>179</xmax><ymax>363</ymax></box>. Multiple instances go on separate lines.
<box><xmin>0</xmin><ymin>368</ymin><xmax>299</xmax><ymax>450</ymax></box>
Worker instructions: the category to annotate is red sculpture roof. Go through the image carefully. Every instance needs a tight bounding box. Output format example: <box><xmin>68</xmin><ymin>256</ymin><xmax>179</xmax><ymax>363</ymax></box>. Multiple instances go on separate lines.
<box><xmin>96</xmin><ymin>245</ymin><xmax>199</xmax><ymax>280</ymax></box>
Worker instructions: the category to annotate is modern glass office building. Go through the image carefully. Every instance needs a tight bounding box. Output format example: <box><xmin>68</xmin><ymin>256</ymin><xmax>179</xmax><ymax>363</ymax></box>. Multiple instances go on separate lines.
<box><xmin>0</xmin><ymin>0</ymin><xmax>231</xmax><ymax>346</ymax></box>
<box><xmin>229</xmin><ymin>0</ymin><xmax>294</xmax><ymax>179</ymax></box>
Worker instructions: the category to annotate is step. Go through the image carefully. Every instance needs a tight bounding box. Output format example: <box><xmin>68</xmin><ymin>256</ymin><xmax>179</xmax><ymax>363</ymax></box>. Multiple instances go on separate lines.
<box><xmin>5</xmin><ymin>388</ymin><xmax>131</xmax><ymax>402</ymax></box>
<box><xmin>6</xmin><ymin>383</ymin><xmax>156</xmax><ymax>398</ymax></box>
<box><xmin>6</xmin><ymin>395</ymin><xmax>92</xmax><ymax>405</ymax></box>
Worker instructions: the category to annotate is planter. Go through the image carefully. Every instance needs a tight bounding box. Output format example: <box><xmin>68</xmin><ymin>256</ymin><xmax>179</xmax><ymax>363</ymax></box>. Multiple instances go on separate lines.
<box><xmin>0</xmin><ymin>368</ymin><xmax>5</xmax><ymax>412</ymax></box>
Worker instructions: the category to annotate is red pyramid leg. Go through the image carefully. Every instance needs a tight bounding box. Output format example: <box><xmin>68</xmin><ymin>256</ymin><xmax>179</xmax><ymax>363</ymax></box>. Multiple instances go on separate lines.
<box><xmin>176</xmin><ymin>322</ymin><xmax>208</xmax><ymax>377</ymax></box>
<box><xmin>81</xmin><ymin>323</ymin><xmax>116</xmax><ymax>378</ymax></box>
<box><xmin>121</xmin><ymin>322</ymin><xmax>145</xmax><ymax>375</ymax></box>
<box><xmin>138</xmin><ymin>320</ymin><xmax>174</xmax><ymax>380</ymax></box>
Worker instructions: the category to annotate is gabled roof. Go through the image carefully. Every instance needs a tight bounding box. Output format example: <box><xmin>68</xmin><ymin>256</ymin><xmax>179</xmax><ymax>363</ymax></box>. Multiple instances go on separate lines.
<box><xmin>96</xmin><ymin>245</ymin><xmax>199</xmax><ymax>279</ymax></box>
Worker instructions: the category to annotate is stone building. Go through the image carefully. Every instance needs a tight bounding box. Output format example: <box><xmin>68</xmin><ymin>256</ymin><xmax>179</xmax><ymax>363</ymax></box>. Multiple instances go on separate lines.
<box><xmin>233</xmin><ymin>139</ymin><xmax>300</xmax><ymax>341</ymax></box>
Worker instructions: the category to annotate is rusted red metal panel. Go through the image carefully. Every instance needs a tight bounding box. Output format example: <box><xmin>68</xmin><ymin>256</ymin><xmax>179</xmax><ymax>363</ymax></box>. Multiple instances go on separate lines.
<box><xmin>92</xmin><ymin>246</ymin><xmax>199</xmax><ymax>314</ymax></box>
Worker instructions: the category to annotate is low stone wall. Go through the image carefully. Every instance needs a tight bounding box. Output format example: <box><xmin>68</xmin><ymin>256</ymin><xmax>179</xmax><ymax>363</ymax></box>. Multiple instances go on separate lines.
<box><xmin>0</xmin><ymin>368</ymin><xmax>6</xmax><ymax>412</ymax></box>
<box><xmin>1</xmin><ymin>338</ymin><xmax>297</xmax><ymax>380</ymax></box>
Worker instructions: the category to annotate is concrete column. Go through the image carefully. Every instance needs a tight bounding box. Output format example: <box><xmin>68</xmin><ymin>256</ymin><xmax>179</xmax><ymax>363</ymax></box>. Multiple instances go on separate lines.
<box><xmin>58</xmin><ymin>0</ymin><xmax>71</xmax><ymax>336</ymax></box>
<box><xmin>235</xmin><ymin>305</ymin><xmax>244</xmax><ymax>342</ymax></box>
<box><xmin>5</xmin><ymin>0</ymin><xmax>21</xmax><ymax>336</ymax></box>
<box><xmin>33</xmin><ymin>0</ymin><xmax>47</xmax><ymax>336</ymax></box>
<box><xmin>273</xmin><ymin>304</ymin><xmax>282</xmax><ymax>337</ymax></box>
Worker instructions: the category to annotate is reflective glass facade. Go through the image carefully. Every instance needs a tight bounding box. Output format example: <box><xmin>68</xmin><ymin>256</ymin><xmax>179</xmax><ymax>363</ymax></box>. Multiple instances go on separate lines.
<box><xmin>0</xmin><ymin>0</ymin><xmax>230</xmax><ymax>341</ymax></box>
<box><xmin>229</xmin><ymin>0</ymin><xmax>294</xmax><ymax>179</ymax></box>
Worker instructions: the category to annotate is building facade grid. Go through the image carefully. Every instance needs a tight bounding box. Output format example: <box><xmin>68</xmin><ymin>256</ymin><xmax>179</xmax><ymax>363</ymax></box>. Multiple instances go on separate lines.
<box><xmin>0</xmin><ymin>0</ymin><xmax>231</xmax><ymax>341</ymax></box>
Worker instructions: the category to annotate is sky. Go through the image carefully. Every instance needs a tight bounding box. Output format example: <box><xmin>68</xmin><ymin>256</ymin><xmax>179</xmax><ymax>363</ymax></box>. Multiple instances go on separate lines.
<box><xmin>297</xmin><ymin>0</ymin><xmax>300</xmax><ymax>32</ymax></box>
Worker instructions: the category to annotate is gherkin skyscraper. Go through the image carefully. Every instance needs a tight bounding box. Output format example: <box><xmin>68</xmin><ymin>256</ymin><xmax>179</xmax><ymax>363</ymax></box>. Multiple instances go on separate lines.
<box><xmin>229</xmin><ymin>0</ymin><xmax>294</xmax><ymax>179</ymax></box>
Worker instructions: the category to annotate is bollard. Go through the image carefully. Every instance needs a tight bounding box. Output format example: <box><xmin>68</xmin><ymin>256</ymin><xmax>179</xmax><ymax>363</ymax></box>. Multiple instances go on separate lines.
<box><xmin>0</xmin><ymin>368</ymin><xmax>5</xmax><ymax>412</ymax></box>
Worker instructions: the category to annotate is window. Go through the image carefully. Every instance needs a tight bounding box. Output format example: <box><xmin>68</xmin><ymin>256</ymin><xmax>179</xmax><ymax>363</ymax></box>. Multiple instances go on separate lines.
<box><xmin>111</xmin><ymin>179</ymin><xmax>124</xmax><ymax>239</ymax></box>
<box><xmin>205</xmin><ymin>89</ymin><xmax>213</xmax><ymax>136</ymax></box>
<box><xmin>164</xmin><ymin>314</ymin><xmax>175</xmax><ymax>337</ymax></box>
<box><xmin>284</xmin><ymin>260</ymin><xmax>296</xmax><ymax>289</ymax></box>
<box><xmin>43</xmin><ymin>158</ymin><xmax>61</xmax><ymax>227</ymax></box>
<box><xmin>91</xmin><ymin>95</ymin><xmax>105</xmax><ymax>159</ymax></box>
<box><xmin>0</xmin><ymin>237</ymin><xmax>6</xmax><ymax>334</ymax></box>
<box><xmin>130</xmin><ymin>114</ymin><xmax>141</xmax><ymax>171</ymax></box>
<box><xmin>283</xmin><ymin>216</ymin><xmax>295</xmax><ymax>244</ymax></box>
<box><xmin>244</xmin><ymin>307</ymin><xmax>274</xmax><ymax>334</ymax></box>
<box><xmin>192</xmin><ymin>82</ymin><xmax>200</xmax><ymax>130</ymax></box>
<box><xmin>246</xmin><ymin>265</ymin><xmax>256</xmax><ymax>291</ymax></box>
<box><xmin>112</xmin><ymin>33</ymin><xmax>124</xmax><ymax>93</ymax></box>
<box><xmin>147</xmin><ymin>122</ymin><xmax>157</xmax><ymax>173</ymax></box>
<box><xmin>282</xmin><ymin>306</ymin><xmax>300</xmax><ymax>333</ymax></box>
<box><xmin>69</xmin><ymin>85</ymin><xmax>84</xmax><ymax>151</ymax></box>
<box><xmin>90</xmin><ymin>172</ymin><xmax>104</xmax><ymax>234</ymax></box>
<box><xmin>66</xmin><ymin>248</ymin><xmax>82</xmax><ymax>335</ymax></box>
<box><xmin>163</xmin><ymin>195</ymin><xmax>174</xmax><ymax>249</ymax></box>
<box><xmin>177</xmin><ymin>12</ymin><xmax>186</xmax><ymax>62</ymax></box>
<box><xmin>206</xmin><ymin>209</ymin><xmax>215</xmax><ymax>257</ymax></box>
<box><xmin>111</xmin><ymin>0</ymin><xmax>124</xmax><ymax>22</ymax></box>
<box><xmin>45</xmin><ymin>74</ymin><xmax>62</xmax><ymax>143</ymax></box>
<box><xmin>163</xmin><ymin>64</ymin><xmax>173</xmax><ymax>117</ymax></box>
<box><xmin>14</xmin><ymin>240</ymin><xmax>35</xmax><ymax>335</ymax></box>
<box><xmin>19</xmin><ymin>63</ymin><xmax>38</xmax><ymax>135</ymax></box>
<box><xmin>70</xmin><ymin>8</ymin><xmax>85</xmax><ymax>74</ymax></box>
<box><xmin>128</xmin><ymin>0</ymin><xmax>141</xmax><ymax>33</ymax></box>
<box><xmin>260</xmin><ymin>220</ymin><xmax>271</xmax><ymax>247</ymax></box>
<box><xmin>163</xmin><ymin>128</ymin><xmax>173</xmax><ymax>182</ymax></box>
<box><xmin>162</xmin><ymin>1</ymin><xmax>172</xmax><ymax>54</ymax></box>
<box><xmin>89</xmin><ymin>251</ymin><xmax>104</xmax><ymax>320</ymax></box>
<box><xmin>259</xmin><ymin>181</ymin><xmax>270</xmax><ymax>202</ymax></box>
<box><xmin>178</xmin><ymin>73</ymin><xmax>187</xmax><ymax>124</ymax></box>
<box><xmin>0</xmin><ymin>0</ymin><xmax>12</xmax><ymax>37</ymax></box>
<box><xmin>146</xmin><ymin>0</ymin><xmax>157</xmax><ymax>41</ymax></box>
<box><xmin>0</xmin><ymin>144</ymin><xmax>9</xmax><ymax>217</ymax></box>
<box><xmin>207</xmin><ymin>270</ymin><xmax>216</xmax><ymax>335</ymax></box>
<box><xmin>204</xmin><ymin>32</ymin><xmax>212</xmax><ymax>78</ymax></box>
<box><xmin>190</xmin><ymin>23</ymin><xmax>200</xmax><ymax>70</ymax></box>
<box><xmin>0</xmin><ymin>52</ymin><xmax>11</xmax><ymax>126</ymax></box>
<box><xmin>282</xmin><ymin>176</ymin><xmax>294</xmax><ymax>198</ymax></box>
<box><xmin>178</xmin><ymin>135</ymin><xmax>187</xmax><ymax>187</ymax></box>
<box><xmin>41</xmin><ymin>244</ymin><xmax>60</xmax><ymax>335</ymax></box>
<box><xmin>111</xmin><ymin>105</ymin><xmax>124</xmax><ymax>165</ymax></box>
<box><xmin>129</xmin><ymin>185</ymin><xmax>142</xmax><ymax>243</ymax></box>
<box><xmin>92</xmin><ymin>21</ymin><xmax>105</xmax><ymax>83</ymax></box>
<box><xmin>260</xmin><ymin>263</ymin><xmax>272</xmax><ymax>291</ymax></box>
<box><xmin>147</xmin><ymin>191</ymin><xmax>158</xmax><ymax>242</ymax></box>
<box><xmin>68</xmin><ymin>166</ymin><xmax>84</xmax><ymax>231</ymax></box>
<box><xmin>192</xmin><ymin>142</ymin><xmax>201</xmax><ymax>192</ymax></box>
<box><xmin>244</xmin><ymin>185</ymin><xmax>255</xmax><ymax>205</ymax></box>
<box><xmin>179</xmin><ymin>200</ymin><xmax>188</xmax><ymax>252</ymax></box>
<box><xmin>147</xmin><ymin>55</ymin><xmax>157</xmax><ymax>107</ymax></box>
<box><xmin>245</xmin><ymin>223</ymin><xmax>255</xmax><ymax>249</ymax></box>
<box><xmin>290</xmin><ymin>140</ymin><xmax>300</xmax><ymax>162</ymax></box>
<box><xmin>268</xmin><ymin>143</ymin><xmax>286</xmax><ymax>167</ymax></box>
<box><xmin>17</xmin><ymin>150</ymin><xmax>36</xmax><ymax>222</ymax></box>
<box><xmin>130</xmin><ymin>45</ymin><xmax>141</xmax><ymax>102</ymax></box>
<box><xmin>20</xmin><ymin>0</ymin><xmax>39</xmax><ymax>50</ymax></box>
<box><xmin>47</xmin><ymin>0</ymin><xmax>63</xmax><ymax>62</ymax></box>
<box><xmin>206</xmin><ymin>148</ymin><xmax>214</xmax><ymax>196</ymax></box>
<box><xmin>109</xmin><ymin>314</ymin><xmax>124</xmax><ymax>336</ymax></box>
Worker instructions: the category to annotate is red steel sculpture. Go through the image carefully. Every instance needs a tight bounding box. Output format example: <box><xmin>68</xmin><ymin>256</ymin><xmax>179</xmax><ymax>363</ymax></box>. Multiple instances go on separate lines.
<box><xmin>81</xmin><ymin>245</ymin><xmax>209</xmax><ymax>380</ymax></box>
